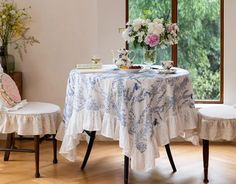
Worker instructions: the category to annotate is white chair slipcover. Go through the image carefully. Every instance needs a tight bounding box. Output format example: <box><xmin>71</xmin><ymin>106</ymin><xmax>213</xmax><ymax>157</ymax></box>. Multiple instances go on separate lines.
<box><xmin>198</xmin><ymin>104</ymin><xmax>236</xmax><ymax>183</ymax></box>
<box><xmin>198</xmin><ymin>105</ymin><xmax>236</xmax><ymax>141</ymax></box>
<box><xmin>0</xmin><ymin>102</ymin><xmax>62</xmax><ymax>135</ymax></box>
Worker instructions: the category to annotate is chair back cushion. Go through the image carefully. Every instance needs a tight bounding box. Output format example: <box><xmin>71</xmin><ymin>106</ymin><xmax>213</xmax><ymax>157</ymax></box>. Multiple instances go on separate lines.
<box><xmin>0</xmin><ymin>73</ymin><xmax>21</xmax><ymax>108</ymax></box>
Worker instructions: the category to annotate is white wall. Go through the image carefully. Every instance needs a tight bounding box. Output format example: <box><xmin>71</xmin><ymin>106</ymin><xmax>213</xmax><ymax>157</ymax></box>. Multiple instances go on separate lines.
<box><xmin>11</xmin><ymin>0</ymin><xmax>125</xmax><ymax>108</ymax></box>
<box><xmin>12</xmin><ymin>0</ymin><xmax>103</xmax><ymax>107</ymax></box>
<box><xmin>224</xmin><ymin>0</ymin><xmax>236</xmax><ymax>104</ymax></box>
<box><xmin>9</xmin><ymin>0</ymin><xmax>236</xmax><ymax>107</ymax></box>
<box><xmin>97</xmin><ymin>0</ymin><xmax>125</xmax><ymax>62</ymax></box>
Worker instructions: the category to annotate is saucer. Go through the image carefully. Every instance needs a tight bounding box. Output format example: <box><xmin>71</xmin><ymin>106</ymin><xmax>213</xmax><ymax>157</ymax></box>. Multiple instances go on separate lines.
<box><xmin>158</xmin><ymin>68</ymin><xmax>177</xmax><ymax>74</ymax></box>
<box><xmin>119</xmin><ymin>68</ymin><xmax>143</xmax><ymax>73</ymax></box>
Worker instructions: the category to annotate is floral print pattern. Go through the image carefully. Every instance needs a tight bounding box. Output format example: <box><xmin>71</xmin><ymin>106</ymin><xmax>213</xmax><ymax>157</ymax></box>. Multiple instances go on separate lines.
<box><xmin>63</xmin><ymin>68</ymin><xmax>195</xmax><ymax>153</ymax></box>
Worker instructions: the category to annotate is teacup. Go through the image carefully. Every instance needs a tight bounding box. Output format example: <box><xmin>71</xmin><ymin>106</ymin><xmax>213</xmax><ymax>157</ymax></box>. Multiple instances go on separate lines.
<box><xmin>91</xmin><ymin>56</ymin><xmax>101</xmax><ymax>64</ymax></box>
<box><xmin>162</xmin><ymin>60</ymin><xmax>174</xmax><ymax>70</ymax></box>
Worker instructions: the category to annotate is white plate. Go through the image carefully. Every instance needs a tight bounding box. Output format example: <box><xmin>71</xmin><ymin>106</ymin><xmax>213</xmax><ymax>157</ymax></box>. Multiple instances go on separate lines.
<box><xmin>158</xmin><ymin>68</ymin><xmax>177</xmax><ymax>74</ymax></box>
<box><xmin>119</xmin><ymin>67</ymin><xmax>144</xmax><ymax>73</ymax></box>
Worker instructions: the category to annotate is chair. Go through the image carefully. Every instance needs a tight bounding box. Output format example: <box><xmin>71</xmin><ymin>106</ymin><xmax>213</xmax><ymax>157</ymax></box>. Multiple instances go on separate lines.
<box><xmin>80</xmin><ymin>131</ymin><xmax>177</xmax><ymax>184</ymax></box>
<box><xmin>0</xmin><ymin>72</ymin><xmax>62</xmax><ymax>177</ymax></box>
<box><xmin>198</xmin><ymin>105</ymin><xmax>236</xmax><ymax>183</ymax></box>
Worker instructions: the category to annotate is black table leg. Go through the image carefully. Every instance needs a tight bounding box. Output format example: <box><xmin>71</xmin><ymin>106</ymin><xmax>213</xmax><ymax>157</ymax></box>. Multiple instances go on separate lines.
<box><xmin>124</xmin><ymin>155</ymin><xmax>129</xmax><ymax>184</ymax></box>
<box><xmin>81</xmin><ymin>131</ymin><xmax>96</xmax><ymax>170</ymax></box>
<box><xmin>165</xmin><ymin>144</ymin><xmax>177</xmax><ymax>172</ymax></box>
<box><xmin>203</xmin><ymin>139</ymin><xmax>209</xmax><ymax>183</ymax></box>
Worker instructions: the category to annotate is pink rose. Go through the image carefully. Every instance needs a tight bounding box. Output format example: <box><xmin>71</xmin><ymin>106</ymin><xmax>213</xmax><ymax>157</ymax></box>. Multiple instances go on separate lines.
<box><xmin>167</xmin><ymin>25</ymin><xmax>173</xmax><ymax>33</ymax></box>
<box><xmin>144</xmin><ymin>34</ymin><xmax>160</xmax><ymax>47</ymax></box>
<box><xmin>167</xmin><ymin>23</ymin><xmax>179</xmax><ymax>33</ymax></box>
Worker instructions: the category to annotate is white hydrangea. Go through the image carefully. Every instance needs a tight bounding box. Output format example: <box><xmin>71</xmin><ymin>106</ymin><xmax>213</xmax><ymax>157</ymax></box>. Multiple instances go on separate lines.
<box><xmin>153</xmin><ymin>18</ymin><xmax>163</xmax><ymax>24</ymax></box>
<box><xmin>133</xmin><ymin>18</ymin><xmax>144</xmax><ymax>32</ymax></box>
<box><xmin>130</xmin><ymin>37</ymin><xmax>135</xmax><ymax>42</ymax></box>
<box><xmin>148</xmin><ymin>22</ymin><xmax>164</xmax><ymax>35</ymax></box>
<box><xmin>137</xmin><ymin>31</ymin><xmax>145</xmax><ymax>43</ymax></box>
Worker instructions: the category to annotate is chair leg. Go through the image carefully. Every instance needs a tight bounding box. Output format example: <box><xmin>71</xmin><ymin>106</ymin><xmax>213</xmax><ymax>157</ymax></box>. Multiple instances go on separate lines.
<box><xmin>165</xmin><ymin>144</ymin><xmax>177</xmax><ymax>172</ymax></box>
<box><xmin>81</xmin><ymin>131</ymin><xmax>96</xmax><ymax>170</ymax></box>
<box><xmin>11</xmin><ymin>133</ymin><xmax>16</xmax><ymax>149</ymax></box>
<box><xmin>203</xmin><ymin>139</ymin><xmax>209</xmax><ymax>183</ymax></box>
<box><xmin>4</xmin><ymin>133</ymin><xmax>14</xmax><ymax>161</ymax></box>
<box><xmin>124</xmin><ymin>155</ymin><xmax>129</xmax><ymax>184</ymax></box>
<box><xmin>34</xmin><ymin>135</ymin><xmax>40</xmax><ymax>178</ymax></box>
<box><xmin>52</xmin><ymin>134</ymin><xmax>58</xmax><ymax>164</ymax></box>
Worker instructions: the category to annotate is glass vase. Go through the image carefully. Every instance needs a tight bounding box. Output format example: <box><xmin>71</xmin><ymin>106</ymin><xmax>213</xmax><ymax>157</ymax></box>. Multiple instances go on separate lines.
<box><xmin>143</xmin><ymin>48</ymin><xmax>157</xmax><ymax>69</ymax></box>
<box><xmin>0</xmin><ymin>46</ymin><xmax>15</xmax><ymax>74</ymax></box>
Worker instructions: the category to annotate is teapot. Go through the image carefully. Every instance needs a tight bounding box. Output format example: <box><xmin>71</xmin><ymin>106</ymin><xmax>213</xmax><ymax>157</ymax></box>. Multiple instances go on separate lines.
<box><xmin>112</xmin><ymin>48</ymin><xmax>135</xmax><ymax>68</ymax></box>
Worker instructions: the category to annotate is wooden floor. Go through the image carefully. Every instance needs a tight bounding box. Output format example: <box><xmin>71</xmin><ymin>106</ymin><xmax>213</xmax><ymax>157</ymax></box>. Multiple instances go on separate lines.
<box><xmin>0</xmin><ymin>140</ymin><xmax>236</xmax><ymax>184</ymax></box>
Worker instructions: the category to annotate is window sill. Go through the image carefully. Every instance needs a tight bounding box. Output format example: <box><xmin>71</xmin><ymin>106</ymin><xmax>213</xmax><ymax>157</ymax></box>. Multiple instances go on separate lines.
<box><xmin>195</xmin><ymin>103</ymin><xmax>236</xmax><ymax>109</ymax></box>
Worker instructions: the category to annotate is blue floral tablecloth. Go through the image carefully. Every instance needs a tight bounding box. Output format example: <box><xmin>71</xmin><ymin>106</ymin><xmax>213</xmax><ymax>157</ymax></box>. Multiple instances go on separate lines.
<box><xmin>57</xmin><ymin>65</ymin><xmax>198</xmax><ymax>171</ymax></box>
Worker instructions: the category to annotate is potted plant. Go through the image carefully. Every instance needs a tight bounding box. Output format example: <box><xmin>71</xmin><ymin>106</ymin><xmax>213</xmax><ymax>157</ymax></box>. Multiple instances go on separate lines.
<box><xmin>0</xmin><ymin>0</ymin><xmax>39</xmax><ymax>73</ymax></box>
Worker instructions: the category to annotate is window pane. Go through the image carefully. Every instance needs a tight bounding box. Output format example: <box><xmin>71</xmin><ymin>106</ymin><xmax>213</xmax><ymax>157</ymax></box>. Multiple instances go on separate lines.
<box><xmin>178</xmin><ymin>0</ymin><xmax>221</xmax><ymax>100</ymax></box>
<box><xmin>128</xmin><ymin>0</ymin><xmax>172</xmax><ymax>64</ymax></box>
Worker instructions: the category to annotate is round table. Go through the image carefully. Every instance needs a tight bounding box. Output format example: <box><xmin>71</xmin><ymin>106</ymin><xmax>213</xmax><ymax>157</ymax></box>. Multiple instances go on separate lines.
<box><xmin>58</xmin><ymin>65</ymin><xmax>198</xmax><ymax>172</ymax></box>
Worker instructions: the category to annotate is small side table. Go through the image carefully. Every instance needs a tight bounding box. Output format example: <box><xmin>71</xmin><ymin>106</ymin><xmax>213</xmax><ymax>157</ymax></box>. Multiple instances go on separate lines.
<box><xmin>9</xmin><ymin>71</ymin><xmax>22</xmax><ymax>97</ymax></box>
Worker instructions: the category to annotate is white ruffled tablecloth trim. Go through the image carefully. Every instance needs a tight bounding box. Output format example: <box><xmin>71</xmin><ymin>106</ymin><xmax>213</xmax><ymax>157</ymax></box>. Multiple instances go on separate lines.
<box><xmin>58</xmin><ymin>106</ymin><xmax>198</xmax><ymax>171</ymax></box>
<box><xmin>55</xmin><ymin>122</ymin><xmax>65</xmax><ymax>141</ymax></box>
<box><xmin>156</xmin><ymin>107</ymin><xmax>199</xmax><ymax>145</ymax></box>
<box><xmin>199</xmin><ymin>117</ymin><xmax>236</xmax><ymax>141</ymax></box>
<box><xmin>0</xmin><ymin>107</ymin><xmax>62</xmax><ymax>136</ymax></box>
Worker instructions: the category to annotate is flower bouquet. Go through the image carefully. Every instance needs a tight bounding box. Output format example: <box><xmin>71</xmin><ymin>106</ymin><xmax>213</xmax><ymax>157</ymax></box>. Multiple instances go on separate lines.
<box><xmin>122</xmin><ymin>18</ymin><xmax>179</xmax><ymax>66</ymax></box>
<box><xmin>0</xmin><ymin>0</ymin><xmax>39</xmax><ymax>72</ymax></box>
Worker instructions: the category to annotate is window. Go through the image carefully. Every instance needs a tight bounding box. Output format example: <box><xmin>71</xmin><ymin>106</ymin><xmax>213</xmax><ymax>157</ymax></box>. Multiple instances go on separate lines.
<box><xmin>127</xmin><ymin>0</ymin><xmax>224</xmax><ymax>103</ymax></box>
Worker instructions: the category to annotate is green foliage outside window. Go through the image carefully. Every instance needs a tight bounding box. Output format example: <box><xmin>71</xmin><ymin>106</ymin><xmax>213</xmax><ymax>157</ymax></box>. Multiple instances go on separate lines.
<box><xmin>129</xmin><ymin>0</ymin><xmax>172</xmax><ymax>64</ymax></box>
<box><xmin>129</xmin><ymin>0</ymin><xmax>221</xmax><ymax>100</ymax></box>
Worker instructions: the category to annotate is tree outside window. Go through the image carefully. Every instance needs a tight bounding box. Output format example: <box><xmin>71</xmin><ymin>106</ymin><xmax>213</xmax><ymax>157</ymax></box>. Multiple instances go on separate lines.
<box><xmin>128</xmin><ymin>0</ymin><xmax>223</xmax><ymax>102</ymax></box>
